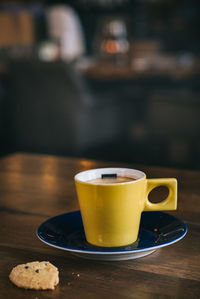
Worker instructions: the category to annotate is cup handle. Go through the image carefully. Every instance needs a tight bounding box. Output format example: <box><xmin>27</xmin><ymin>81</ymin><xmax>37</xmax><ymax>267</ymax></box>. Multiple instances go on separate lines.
<box><xmin>144</xmin><ymin>178</ymin><xmax>177</xmax><ymax>211</ymax></box>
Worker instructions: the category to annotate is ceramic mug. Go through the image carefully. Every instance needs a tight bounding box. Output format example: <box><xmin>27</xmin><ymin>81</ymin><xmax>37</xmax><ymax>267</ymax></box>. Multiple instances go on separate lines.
<box><xmin>74</xmin><ymin>168</ymin><xmax>177</xmax><ymax>247</ymax></box>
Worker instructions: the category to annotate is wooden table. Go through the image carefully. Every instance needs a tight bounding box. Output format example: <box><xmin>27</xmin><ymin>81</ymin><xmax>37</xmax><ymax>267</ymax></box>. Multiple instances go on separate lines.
<box><xmin>0</xmin><ymin>153</ymin><xmax>200</xmax><ymax>298</ymax></box>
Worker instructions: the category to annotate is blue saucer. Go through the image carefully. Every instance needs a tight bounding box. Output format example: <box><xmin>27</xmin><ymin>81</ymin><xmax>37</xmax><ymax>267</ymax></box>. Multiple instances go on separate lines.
<box><xmin>37</xmin><ymin>211</ymin><xmax>187</xmax><ymax>261</ymax></box>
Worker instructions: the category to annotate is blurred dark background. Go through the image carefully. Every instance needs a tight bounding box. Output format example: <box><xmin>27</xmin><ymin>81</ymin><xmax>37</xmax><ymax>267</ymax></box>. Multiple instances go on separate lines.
<box><xmin>0</xmin><ymin>0</ymin><xmax>200</xmax><ymax>170</ymax></box>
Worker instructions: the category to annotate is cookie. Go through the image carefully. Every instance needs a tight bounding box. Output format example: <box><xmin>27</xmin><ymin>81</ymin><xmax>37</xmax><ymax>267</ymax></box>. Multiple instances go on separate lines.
<box><xmin>9</xmin><ymin>261</ymin><xmax>59</xmax><ymax>290</ymax></box>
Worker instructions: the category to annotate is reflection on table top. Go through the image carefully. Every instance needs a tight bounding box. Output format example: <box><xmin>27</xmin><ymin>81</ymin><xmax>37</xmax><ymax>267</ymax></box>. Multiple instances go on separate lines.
<box><xmin>0</xmin><ymin>153</ymin><xmax>200</xmax><ymax>298</ymax></box>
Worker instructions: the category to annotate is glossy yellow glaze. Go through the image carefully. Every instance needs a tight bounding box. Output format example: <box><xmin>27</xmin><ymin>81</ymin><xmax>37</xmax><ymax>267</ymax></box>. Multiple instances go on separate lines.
<box><xmin>75</xmin><ymin>176</ymin><xmax>177</xmax><ymax>247</ymax></box>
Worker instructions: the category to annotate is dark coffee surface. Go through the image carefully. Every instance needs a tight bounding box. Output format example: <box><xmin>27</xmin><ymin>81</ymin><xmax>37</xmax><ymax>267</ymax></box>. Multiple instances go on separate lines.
<box><xmin>87</xmin><ymin>176</ymin><xmax>135</xmax><ymax>184</ymax></box>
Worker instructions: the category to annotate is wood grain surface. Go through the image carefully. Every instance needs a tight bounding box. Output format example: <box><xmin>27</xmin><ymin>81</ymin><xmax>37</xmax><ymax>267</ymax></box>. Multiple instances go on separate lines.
<box><xmin>0</xmin><ymin>153</ymin><xmax>199</xmax><ymax>299</ymax></box>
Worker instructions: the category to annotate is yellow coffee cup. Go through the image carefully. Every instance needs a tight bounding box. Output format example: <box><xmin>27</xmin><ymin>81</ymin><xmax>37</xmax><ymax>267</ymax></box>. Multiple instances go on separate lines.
<box><xmin>74</xmin><ymin>168</ymin><xmax>177</xmax><ymax>247</ymax></box>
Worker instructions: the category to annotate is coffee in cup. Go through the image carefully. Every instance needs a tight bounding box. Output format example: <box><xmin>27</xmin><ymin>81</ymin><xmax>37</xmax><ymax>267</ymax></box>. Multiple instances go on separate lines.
<box><xmin>87</xmin><ymin>174</ymin><xmax>135</xmax><ymax>184</ymax></box>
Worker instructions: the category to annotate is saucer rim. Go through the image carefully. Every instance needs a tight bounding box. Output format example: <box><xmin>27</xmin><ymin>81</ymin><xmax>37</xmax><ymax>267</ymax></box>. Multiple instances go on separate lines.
<box><xmin>36</xmin><ymin>210</ymin><xmax>187</xmax><ymax>255</ymax></box>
